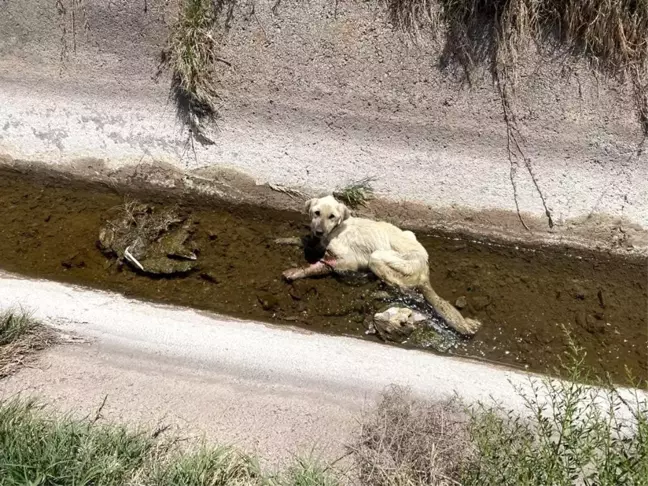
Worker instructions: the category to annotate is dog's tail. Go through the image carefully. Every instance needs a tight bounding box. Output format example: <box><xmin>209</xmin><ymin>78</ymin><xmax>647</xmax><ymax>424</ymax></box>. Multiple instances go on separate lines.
<box><xmin>418</xmin><ymin>280</ymin><xmax>482</xmax><ymax>336</ymax></box>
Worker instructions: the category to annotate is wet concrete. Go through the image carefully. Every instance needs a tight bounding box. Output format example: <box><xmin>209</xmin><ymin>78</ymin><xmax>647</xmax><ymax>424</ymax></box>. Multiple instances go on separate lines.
<box><xmin>0</xmin><ymin>167</ymin><xmax>645</xmax><ymax>385</ymax></box>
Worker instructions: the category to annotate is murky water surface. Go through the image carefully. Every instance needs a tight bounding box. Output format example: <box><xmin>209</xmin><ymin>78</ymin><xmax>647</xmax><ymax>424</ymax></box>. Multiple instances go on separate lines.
<box><xmin>0</xmin><ymin>168</ymin><xmax>646</xmax><ymax>384</ymax></box>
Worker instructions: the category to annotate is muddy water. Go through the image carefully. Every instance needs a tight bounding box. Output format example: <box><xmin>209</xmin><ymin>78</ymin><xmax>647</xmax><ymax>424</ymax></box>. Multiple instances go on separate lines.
<box><xmin>0</xmin><ymin>167</ymin><xmax>646</xmax><ymax>385</ymax></box>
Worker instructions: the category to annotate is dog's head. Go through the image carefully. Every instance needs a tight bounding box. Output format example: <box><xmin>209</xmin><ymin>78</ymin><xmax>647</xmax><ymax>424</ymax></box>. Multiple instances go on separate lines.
<box><xmin>304</xmin><ymin>195</ymin><xmax>350</xmax><ymax>238</ymax></box>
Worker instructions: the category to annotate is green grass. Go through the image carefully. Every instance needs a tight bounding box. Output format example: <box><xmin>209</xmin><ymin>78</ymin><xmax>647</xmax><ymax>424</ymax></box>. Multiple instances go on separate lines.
<box><xmin>153</xmin><ymin>446</ymin><xmax>263</xmax><ymax>486</ymax></box>
<box><xmin>351</xmin><ymin>342</ymin><xmax>648</xmax><ymax>486</ymax></box>
<box><xmin>462</xmin><ymin>355</ymin><xmax>648</xmax><ymax>485</ymax></box>
<box><xmin>333</xmin><ymin>178</ymin><xmax>376</xmax><ymax>209</ymax></box>
<box><xmin>1</xmin><ymin>338</ymin><xmax>645</xmax><ymax>486</ymax></box>
<box><xmin>0</xmin><ymin>397</ymin><xmax>340</xmax><ymax>486</ymax></box>
<box><xmin>0</xmin><ymin>399</ymin><xmax>152</xmax><ymax>486</ymax></box>
<box><xmin>0</xmin><ymin>310</ymin><xmax>54</xmax><ymax>378</ymax></box>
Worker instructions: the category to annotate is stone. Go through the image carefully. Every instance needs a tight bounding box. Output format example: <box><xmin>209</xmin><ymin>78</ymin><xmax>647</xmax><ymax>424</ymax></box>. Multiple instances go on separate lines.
<box><xmin>471</xmin><ymin>295</ymin><xmax>492</xmax><ymax>311</ymax></box>
<box><xmin>200</xmin><ymin>272</ymin><xmax>219</xmax><ymax>284</ymax></box>
<box><xmin>61</xmin><ymin>253</ymin><xmax>86</xmax><ymax>269</ymax></box>
<box><xmin>373</xmin><ymin>306</ymin><xmax>428</xmax><ymax>342</ymax></box>
<box><xmin>408</xmin><ymin>326</ymin><xmax>454</xmax><ymax>353</ymax></box>
<box><xmin>257</xmin><ymin>292</ymin><xmax>279</xmax><ymax>311</ymax></box>
<box><xmin>575</xmin><ymin>311</ymin><xmax>605</xmax><ymax>334</ymax></box>
<box><xmin>371</xmin><ymin>290</ymin><xmax>392</xmax><ymax>301</ymax></box>
<box><xmin>455</xmin><ymin>296</ymin><xmax>467</xmax><ymax>309</ymax></box>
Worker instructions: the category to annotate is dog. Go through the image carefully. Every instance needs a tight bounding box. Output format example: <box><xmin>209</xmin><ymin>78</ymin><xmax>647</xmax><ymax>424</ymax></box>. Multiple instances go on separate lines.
<box><xmin>281</xmin><ymin>195</ymin><xmax>481</xmax><ymax>336</ymax></box>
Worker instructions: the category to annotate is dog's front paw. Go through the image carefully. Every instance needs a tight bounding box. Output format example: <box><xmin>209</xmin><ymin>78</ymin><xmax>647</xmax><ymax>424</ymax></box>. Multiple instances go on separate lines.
<box><xmin>282</xmin><ymin>268</ymin><xmax>303</xmax><ymax>281</ymax></box>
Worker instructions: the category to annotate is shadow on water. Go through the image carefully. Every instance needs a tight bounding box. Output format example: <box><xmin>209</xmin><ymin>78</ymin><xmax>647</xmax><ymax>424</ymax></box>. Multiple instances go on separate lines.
<box><xmin>0</xmin><ymin>167</ymin><xmax>646</xmax><ymax>385</ymax></box>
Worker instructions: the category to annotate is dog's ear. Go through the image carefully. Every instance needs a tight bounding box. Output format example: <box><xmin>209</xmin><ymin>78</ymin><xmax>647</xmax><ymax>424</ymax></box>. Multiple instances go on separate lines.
<box><xmin>338</xmin><ymin>202</ymin><xmax>350</xmax><ymax>221</ymax></box>
<box><xmin>304</xmin><ymin>198</ymin><xmax>316</xmax><ymax>214</ymax></box>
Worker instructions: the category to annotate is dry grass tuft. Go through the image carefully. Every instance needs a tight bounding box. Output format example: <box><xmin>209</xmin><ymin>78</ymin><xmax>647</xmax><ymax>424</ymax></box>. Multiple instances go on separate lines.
<box><xmin>0</xmin><ymin>310</ymin><xmax>55</xmax><ymax>378</ymax></box>
<box><xmin>350</xmin><ymin>385</ymin><xmax>470</xmax><ymax>486</ymax></box>
<box><xmin>386</xmin><ymin>0</ymin><xmax>648</xmax><ymax>130</ymax></box>
<box><xmin>161</xmin><ymin>0</ymin><xmax>225</xmax><ymax>141</ymax></box>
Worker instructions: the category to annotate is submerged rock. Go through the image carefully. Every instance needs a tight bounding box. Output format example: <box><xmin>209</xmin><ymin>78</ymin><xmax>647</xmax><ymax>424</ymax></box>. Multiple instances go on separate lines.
<box><xmin>98</xmin><ymin>202</ymin><xmax>199</xmax><ymax>276</ymax></box>
<box><xmin>408</xmin><ymin>326</ymin><xmax>455</xmax><ymax>352</ymax></box>
<box><xmin>455</xmin><ymin>296</ymin><xmax>467</xmax><ymax>309</ymax></box>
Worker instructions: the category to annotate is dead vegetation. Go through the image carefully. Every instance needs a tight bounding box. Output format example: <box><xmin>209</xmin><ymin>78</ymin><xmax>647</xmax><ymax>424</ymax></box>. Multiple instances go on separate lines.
<box><xmin>98</xmin><ymin>201</ymin><xmax>199</xmax><ymax>275</ymax></box>
<box><xmin>350</xmin><ymin>386</ymin><xmax>471</xmax><ymax>486</ymax></box>
<box><xmin>99</xmin><ymin>201</ymin><xmax>184</xmax><ymax>259</ymax></box>
<box><xmin>351</xmin><ymin>343</ymin><xmax>648</xmax><ymax>486</ymax></box>
<box><xmin>0</xmin><ymin>310</ymin><xmax>55</xmax><ymax>378</ymax></box>
<box><xmin>385</xmin><ymin>0</ymin><xmax>648</xmax><ymax>229</ymax></box>
<box><xmin>386</xmin><ymin>0</ymin><xmax>648</xmax><ymax>103</ymax></box>
<box><xmin>160</xmin><ymin>0</ymin><xmax>231</xmax><ymax>144</ymax></box>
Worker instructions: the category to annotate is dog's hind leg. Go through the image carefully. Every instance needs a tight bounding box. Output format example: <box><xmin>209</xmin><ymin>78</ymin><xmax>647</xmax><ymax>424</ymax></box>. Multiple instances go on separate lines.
<box><xmin>370</xmin><ymin>250</ymin><xmax>481</xmax><ymax>336</ymax></box>
<box><xmin>368</xmin><ymin>250</ymin><xmax>420</xmax><ymax>288</ymax></box>
<box><xmin>419</xmin><ymin>281</ymin><xmax>482</xmax><ymax>336</ymax></box>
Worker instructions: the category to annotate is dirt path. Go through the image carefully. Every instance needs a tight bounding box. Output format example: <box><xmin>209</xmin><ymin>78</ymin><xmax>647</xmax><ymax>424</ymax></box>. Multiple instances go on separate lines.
<box><xmin>1</xmin><ymin>344</ymin><xmax>358</xmax><ymax>466</ymax></box>
<box><xmin>0</xmin><ymin>270</ymin><xmax>548</xmax><ymax>464</ymax></box>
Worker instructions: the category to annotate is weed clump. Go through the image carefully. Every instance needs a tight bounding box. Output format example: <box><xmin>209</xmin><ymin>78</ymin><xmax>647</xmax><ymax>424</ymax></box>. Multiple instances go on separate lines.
<box><xmin>0</xmin><ymin>397</ymin><xmax>339</xmax><ymax>486</ymax></box>
<box><xmin>161</xmin><ymin>0</ymin><xmax>223</xmax><ymax>142</ymax></box>
<box><xmin>463</xmin><ymin>344</ymin><xmax>648</xmax><ymax>486</ymax></box>
<box><xmin>333</xmin><ymin>178</ymin><xmax>376</xmax><ymax>209</ymax></box>
<box><xmin>0</xmin><ymin>310</ymin><xmax>54</xmax><ymax>378</ymax></box>
<box><xmin>351</xmin><ymin>341</ymin><xmax>648</xmax><ymax>486</ymax></box>
<box><xmin>350</xmin><ymin>386</ymin><xmax>470</xmax><ymax>486</ymax></box>
<box><xmin>97</xmin><ymin>201</ymin><xmax>199</xmax><ymax>275</ymax></box>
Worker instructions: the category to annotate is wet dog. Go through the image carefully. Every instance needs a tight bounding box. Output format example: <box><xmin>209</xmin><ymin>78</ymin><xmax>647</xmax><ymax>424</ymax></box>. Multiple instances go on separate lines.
<box><xmin>281</xmin><ymin>196</ymin><xmax>481</xmax><ymax>336</ymax></box>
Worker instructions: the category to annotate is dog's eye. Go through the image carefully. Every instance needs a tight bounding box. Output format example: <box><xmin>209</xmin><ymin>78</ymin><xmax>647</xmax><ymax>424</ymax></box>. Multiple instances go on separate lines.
<box><xmin>329</xmin><ymin>214</ymin><xmax>336</xmax><ymax>220</ymax></box>
<box><xmin>314</xmin><ymin>211</ymin><xmax>320</xmax><ymax>217</ymax></box>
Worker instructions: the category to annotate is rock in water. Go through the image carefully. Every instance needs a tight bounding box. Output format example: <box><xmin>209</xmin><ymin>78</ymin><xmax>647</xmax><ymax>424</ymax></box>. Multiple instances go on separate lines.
<box><xmin>455</xmin><ymin>296</ymin><xmax>467</xmax><ymax>309</ymax></box>
<box><xmin>372</xmin><ymin>306</ymin><xmax>428</xmax><ymax>342</ymax></box>
<box><xmin>98</xmin><ymin>202</ymin><xmax>199</xmax><ymax>276</ymax></box>
<box><xmin>408</xmin><ymin>326</ymin><xmax>455</xmax><ymax>352</ymax></box>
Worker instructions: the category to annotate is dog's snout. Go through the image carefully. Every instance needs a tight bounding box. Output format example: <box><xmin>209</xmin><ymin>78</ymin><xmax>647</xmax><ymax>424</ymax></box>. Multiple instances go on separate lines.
<box><xmin>315</xmin><ymin>229</ymin><xmax>324</xmax><ymax>237</ymax></box>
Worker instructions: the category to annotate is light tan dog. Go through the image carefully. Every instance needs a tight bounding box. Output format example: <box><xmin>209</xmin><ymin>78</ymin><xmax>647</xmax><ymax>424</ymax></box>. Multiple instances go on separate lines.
<box><xmin>281</xmin><ymin>196</ymin><xmax>482</xmax><ymax>336</ymax></box>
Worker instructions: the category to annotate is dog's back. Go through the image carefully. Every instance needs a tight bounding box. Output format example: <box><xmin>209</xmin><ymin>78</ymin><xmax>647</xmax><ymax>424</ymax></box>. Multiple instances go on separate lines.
<box><xmin>327</xmin><ymin>217</ymin><xmax>428</xmax><ymax>267</ymax></box>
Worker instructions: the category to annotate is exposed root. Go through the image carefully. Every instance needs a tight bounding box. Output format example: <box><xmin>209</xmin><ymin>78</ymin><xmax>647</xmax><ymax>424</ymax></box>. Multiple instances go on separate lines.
<box><xmin>494</xmin><ymin>17</ymin><xmax>554</xmax><ymax>231</ymax></box>
<box><xmin>55</xmin><ymin>0</ymin><xmax>89</xmax><ymax>70</ymax></box>
<box><xmin>385</xmin><ymin>0</ymin><xmax>647</xmax><ymax>228</ymax></box>
<box><xmin>268</xmin><ymin>183</ymin><xmax>304</xmax><ymax>199</ymax></box>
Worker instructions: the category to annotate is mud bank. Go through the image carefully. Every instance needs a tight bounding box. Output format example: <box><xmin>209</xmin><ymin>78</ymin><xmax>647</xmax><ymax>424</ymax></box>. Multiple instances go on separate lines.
<box><xmin>0</xmin><ymin>167</ymin><xmax>645</xmax><ymax>385</ymax></box>
<box><xmin>1</xmin><ymin>0</ymin><xmax>648</xmax><ymax>253</ymax></box>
